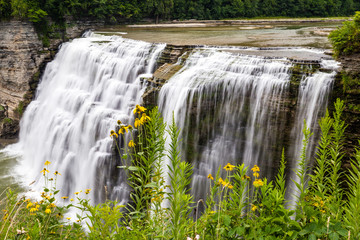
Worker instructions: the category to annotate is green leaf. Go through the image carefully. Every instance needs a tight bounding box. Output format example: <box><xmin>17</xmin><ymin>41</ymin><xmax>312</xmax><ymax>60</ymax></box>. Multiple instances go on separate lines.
<box><xmin>329</xmin><ymin>232</ymin><xmax>339</xmax><ymax>240</ymax></box>
<box><xmin>222</xmin><ymin>215</ymin><xmax>231</xmax><ymax>226</ymax></box>
<box><xmin>309</xmin><ymin>233</ymin><xmax>316</xmax><ymax>240</ymax></box>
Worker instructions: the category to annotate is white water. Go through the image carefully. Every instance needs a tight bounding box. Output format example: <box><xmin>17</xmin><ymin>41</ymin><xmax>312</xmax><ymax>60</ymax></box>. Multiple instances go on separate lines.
<box><xmin>5</xmin><ymin>33</ymin><xmax>165</xmax><ymax>203</ymax></box>
<box><xmin>158</xmin><ymin>48</ymin><xmax>338</xmax><ymax>202</ymax></box>
<box><xmin>2</xmin><ymin>31</ymin><xmax>337</xmax><ymax>208</ymax></box>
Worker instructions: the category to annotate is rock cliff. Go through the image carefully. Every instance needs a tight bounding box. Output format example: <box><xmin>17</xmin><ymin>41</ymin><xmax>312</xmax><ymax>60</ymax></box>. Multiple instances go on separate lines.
<box><xmin>0</xmin><ymin>20</ymin><xmax>102</xmax><ymax>138</ymax></box>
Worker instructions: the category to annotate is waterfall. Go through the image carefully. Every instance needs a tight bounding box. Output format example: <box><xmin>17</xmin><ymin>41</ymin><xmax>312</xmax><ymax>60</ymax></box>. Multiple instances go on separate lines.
<box><xmin>7</xmin><ymin>32</ymin><xmax>165</xmax><ymax>203</ymax></box>
<box><xmin>158</xmin><ymin>47</ymin><xmax>338</xmax><ymax>203</ymax></box>
<box><xmin>3</xmin><ymin>31</ymin><xmax>338</xmax><ymax>208</ymax></box>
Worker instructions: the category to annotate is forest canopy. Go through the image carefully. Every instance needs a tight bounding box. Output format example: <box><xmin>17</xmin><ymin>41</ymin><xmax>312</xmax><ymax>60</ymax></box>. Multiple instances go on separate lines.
<box><xmin>0</xmin><ymin>0</ymin><xmax>359</xmax><ymax>23</ymax></box>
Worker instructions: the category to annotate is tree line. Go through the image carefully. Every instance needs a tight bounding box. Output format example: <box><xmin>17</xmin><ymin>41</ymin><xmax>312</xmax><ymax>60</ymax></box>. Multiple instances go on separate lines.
<box><xmin>0</xmin><ymin>0</ymin><xmax>359</xmax><ymax>23</ymax></box>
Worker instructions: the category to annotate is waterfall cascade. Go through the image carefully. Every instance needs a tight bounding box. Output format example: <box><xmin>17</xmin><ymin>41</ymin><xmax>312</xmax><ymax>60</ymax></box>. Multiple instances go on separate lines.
<box><xmin>7</xmin><ymin>33</ymin><xmax>165</xmax><ymax>203</ymax></box>
<box><xmin>4</xmin><ymin>32</ymin><xmax>338</xmax><ymax>206</ymax></box>
<box><xmin>157</xmin><ymin>48</ymin><xmax>338</xmax><ymax>202</ymax></box>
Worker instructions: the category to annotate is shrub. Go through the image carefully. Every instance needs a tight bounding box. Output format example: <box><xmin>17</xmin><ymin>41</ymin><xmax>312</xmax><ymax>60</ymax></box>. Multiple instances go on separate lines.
<box><xmin>329</xmin><ymin>11</ymin><xmax>360</xmax><ymax>57</ymax></box>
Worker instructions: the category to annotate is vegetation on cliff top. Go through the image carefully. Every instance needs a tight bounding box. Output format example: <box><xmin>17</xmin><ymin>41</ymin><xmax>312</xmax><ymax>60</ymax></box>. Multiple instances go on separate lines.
<box><xmin>1</xmin><ymin>101</ymin><xmax>360</xmax><ymax>239</ymax></box>
<box><xmin>329</xmin><ymin>11</ymin><xmax>360</xmax><ymax>56</ymax></box>
<box><xmin>0</xmin><ymin>0</ymin><xmax>359</xmax><ymax>24</ymax></box>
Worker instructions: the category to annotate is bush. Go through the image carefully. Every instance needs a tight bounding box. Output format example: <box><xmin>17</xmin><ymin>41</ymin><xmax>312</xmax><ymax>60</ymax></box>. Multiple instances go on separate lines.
<box><xmin>329</xmin><ymin>11</ymin><xmax>360</xmax><ymax>57</ymax></box>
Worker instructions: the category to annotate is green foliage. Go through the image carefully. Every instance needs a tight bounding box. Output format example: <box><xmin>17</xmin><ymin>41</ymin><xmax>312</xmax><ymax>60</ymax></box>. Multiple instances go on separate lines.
<box><xmin>1</xmin><ymin>99</ymin><xmax>359</xmax><ymax>239</ymax></box>
<box><xmin>167</xmin><ymin>114</ymin><xmax>194</xmax><ymax>239</ymax></box>
<box><xmin>329</xmin><ymin>11</ymin><xmax>360</xmax><ymax>57</ymax></box>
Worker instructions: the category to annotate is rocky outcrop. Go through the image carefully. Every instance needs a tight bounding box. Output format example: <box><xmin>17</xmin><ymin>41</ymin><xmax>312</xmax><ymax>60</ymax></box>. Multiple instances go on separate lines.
<box><xmin>0</xmin><ymin>19</ymin><xmax>103</xmax><ymax>138</ymax></box>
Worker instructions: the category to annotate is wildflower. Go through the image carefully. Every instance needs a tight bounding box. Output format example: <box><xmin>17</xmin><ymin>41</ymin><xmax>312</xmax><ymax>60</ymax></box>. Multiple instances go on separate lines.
<box><xmin>253</xmin><ymin>179</ymin><xmax>264</xmax><ymax>188</ymax></box>
<box><xmin>210</xmin><ymin>211</ymin><xmax>216</xmax><ymax>214</ymax></box>
<box><xmin>110</xmin><ymin>130</ymin><xmax>118</xmax><ymax>138</ymax></box>
<box><xmin>66</xmin><ymin>217</ymin><xmax>71</xmax><ymax>220</ymax></box>
<box><xmin>70</xmin><ymin>198</ymin><xmax>74</xmax><ymax>201</ymax></box>
<box><xmin>128</xmin><ymin>140</ymin><xmax>135</xmax><ymax>148</ymax></box>
<box><xmin>251</xmin><ymin>165</ymin><xmax>260</xmax><ymax>172</ymax></box>
<box><xmin>134</xmin><ymin>118</ymin><xmax>141</xmax><ymax>128</ymax></box>
<box><xmin>26</xmin><ymin>202</ymin><xmax>33</xmax><ymax>209</ymax></box>
<box><xmin>251</xmin><ymin>205</ymin><xmax>257</xmax><ymax>211</ymax></box>
<box><xmin>41</xmin><ymin>168</ymin><xmax>49</xmax><ymax>175</ymax></box>
<box><xmin>207</xmin><ymin>174</ymin><xmax>214</xmax><ymax>180</ymax></box>
<box><xmin>140</xmin><ymin>113</ymin><xmax>151</xmax><ymax>124</ymax></box>
<box><xmin>35</xmin><ymin>205</ymin><xmax>40</xmax><ymax>209</ymax></box>
<box><xmin>2</xmin><ymin>213</ymin><xmax>8</xmax><ymax>221</ymax></box>
<box><xmin>61</xmin><ymin>196</ymin><xmax>68</xmax><ymax>199</ymax></box>
<box><xmin>29</xmin><ymin>208</ymin><xmax>37</xmax><ymax>213</ymax></box>
<box><xmin>85</xmin><ymin>189</ymin><xmax>91</xmax><ymax>194</ymax></box>
<box><xmin>76</xmin><ymin>219</ymin><xmax>81</xmax><ymax>222</ymax></box>
<box><xmin>242</xmin><ymin>175</ymin><xmax>251</xmax><ymax>181</ymax></box>
<box><xmin>44</xmin><ymin>160</ymin><xmax>51</xmax><ymax>166</ymax></box>
<box><xmin>48</xmin><ymin>203</ymin><xmax>56</xmax><ymax>208</ymax></box>
<box><xmin>133</xmin><ymin>105</ymin><xmax>147</xmax><ymax>115</ymax></box>
<box><xmin>49</xmin><ymin>178</ymin><xmax>53</xmax><ymax>181</ymax></box>
<box><xmin>75</xmin><ymin>192</ymin><xmax>80</xmax><ymax>195</ymax></box>
<box><xmin>127</xmin><ymin>125</ymin><xmax>133</xmax><ymax>131</ymax></box>
<box><xmin>224</xmin><ymin>163</ymin><xmax>235</xmax><ymax>171</ymax></box>
<box><xmin>219</xmin><ymin>177</ymin><xmax>224</xmax><ymax>185</ymax></box>
<box><xmin>117</xmin><ymin>120</ymin><xmax>122</xmax><ymax>125</ymax></box>
<box><xmin>45</xmin><ymin>209</ymin><xmax>51</xmax><ymax>214</ymax></box>
<box><xmin>253</xmin><ymin>172</ymin><xmax>259</xmax><ymax>178</ymax></box>
<box><xmin>228</xmin><ymin>184</ymin><xmax>234</xmax><ymax>189</ymax></box>
<box><xmin>57</xmin><ymin>213</ymin><xmax>62</xmax><ymax>218</ymax></box>
<box><xmin>45</xmin><ymin>195</ymin><xmax>51</xmax><ymax>200</ymax></box>
<box><xmin>54</xmin><ymin>171</ymin><xmax>61</xmax><ymax>175</ymax></box>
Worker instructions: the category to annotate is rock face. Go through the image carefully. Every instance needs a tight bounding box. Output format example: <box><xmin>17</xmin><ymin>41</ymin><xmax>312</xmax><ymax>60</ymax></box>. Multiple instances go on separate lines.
<box><xmin>0</xmin><ymin>19</ymin><xmax>102</xmax><ymax>138</ymax></box>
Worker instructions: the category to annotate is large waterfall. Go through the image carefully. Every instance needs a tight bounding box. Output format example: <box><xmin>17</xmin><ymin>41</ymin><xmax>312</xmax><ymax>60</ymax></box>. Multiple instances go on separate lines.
<box><xmin>157</xmin><ymin>47</ymin><xmax>338</xmax><ymax>202</ymax></box>
<box><xmin>5</xmin><ymin>32</ymin><xmax>338</xmax><ymax>206</ymax></box>
<box><xmin>7</xmin><ymin>33</ymin><xmax>165</xmax><ymax>203</ymax></box>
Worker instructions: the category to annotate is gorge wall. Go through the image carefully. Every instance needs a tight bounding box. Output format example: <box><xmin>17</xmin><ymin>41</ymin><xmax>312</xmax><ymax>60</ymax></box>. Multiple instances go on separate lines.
<box><xmin>0</xmin><ymin>20</ymin><xmax>103</xmax><ymax>138</ymax></box>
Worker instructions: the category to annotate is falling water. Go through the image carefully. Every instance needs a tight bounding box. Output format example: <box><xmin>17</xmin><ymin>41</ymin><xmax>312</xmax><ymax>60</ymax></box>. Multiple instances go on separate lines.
<box><xmin>6</xmin><ymin>32</ymin><xmax>165</xmax><ymax>203</ymax></box>
<box><xmin>158</xmin><ymin>47</ymin><xmax>338</xmax><ymax>202</ymax></box>
<box><xmin>3</xmin><ymin>31</ymin><xmax>337</xmax><ymax>209</ymax></box>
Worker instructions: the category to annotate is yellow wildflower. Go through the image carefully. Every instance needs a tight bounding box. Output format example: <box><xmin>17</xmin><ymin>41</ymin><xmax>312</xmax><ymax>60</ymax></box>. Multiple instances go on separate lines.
<box><xmin>75</xmin><ymin>192</ymin><xmax>80</xmax><ymax>195</ymax></box>
<box><xmin>49</xmin><ymin>203</ymin><xmax>56</xmax><ymax>208</ymax></box>
<box><xmin>224</xmin><ymin>163</ymin><xmax>235</xmax><ymax>171</ymax></box>
<box><xmin>253</xmin><ymin>179</ymin><xmax>264</xmax><ymax>188</ymax></box>
<box><xmin>134</xmin><ymin>118</ymin><xmax>141</xmax><ymax>128</ymax></box>
<box><xmin>133</xmin><ymin>105</ymin><xmax>147</xmax><ymax>115</ymax></box>
<box><xmin>242</xmin><ymin>175</ymin><xmax>251</xmax><ymax>181</ymax></box>
<box><xmin>44</xmin><ymin>160</ymin><xmax>51</xmax><ymax>166</ymax></box>
<box><xmin>117</xmin><ymin>120</ymin><xmax>122</xmax><ymax>125</ymax></box>
<box><xmin>251</xmin><ymin>205</ymin><xmax>257</xmax><ymax>211</ymax></box>
<box><xmin>140</xmin><ymin>113</ymin><xmax>151</xmax><ymax>124</ymax></box>
<box><xmin>49</xmin><ymin>178</ymin><xmax>53</xmax><ymax>181</ymax></box>
<box><xmin>127</xmin><ymin>125</ymin><xmax>133</xmax><ymax>131</ymax></box>
<box><xmin>128</xmin><ymin>140</ymin><xmax>135</xmax><ymax>148</ymax></box>
<box><xmin>76</xmin><ymin>219</ymin><xmax>81</xmax><ymax>222</ymax></box>
<box><xmin>45</xmin><ymin>209</ymin><xmax>51</xmax><ymax>214</ymax></box>
<box><xmin>228</xmin><ymin>184</ymin><xmax>234</xmax><ymax>189</ymax></box>
<box><xmin>40</xmin><ymin>168</ymin><xmax>49</xmax><ymax>175</ymax></box>
<box><xmin>70</xmin><ymin>198</ymin><xmax>74</xmax><ymax>201</ymax></box>
<box><xmin>54</xmin><ymin>171</ymin><xmax>61</xmax><ymax>176</ymax></box>
<box><xmin>61</xmin><ymin>196</ymin><xmax>68</xmax><ymax>199</ymax></box>
<box><xmin>219</xmin><ymin>177</ymin><xmax>224</xmax><ymax>185</ymax></box>
<box><xmin>85</xmin><ymin>189</ymin><xmax>91</xmax><ymax>194</ymax></box>
<box><xmin>253</xmin><ymin>172</ymin><xmax>259</xmax><ymax>178</ymax></box>
<box><xmin>207</xmin><ymin>174</ymin><xmax>214</xmax><ymax>180</ymax></box>
<box><xmin>110</xmin><ymin>130</ymin><xmax>118</xmax><ymax>138</ymax></box>
<box><xmin>251</xmin><ymin>165</ymin><xmax>260</xmax><ymax>172</ymax></box>
<box><xmin>26</xmin><ymin>202</ymin><xmax>33</xmax><ymax>209</ymax></box>
<box><xmin>29</xmin><ymin>208</ymin><xmax>37</xmax><ymax>213</ymax></box>
<box><xmin>66</xmin><ymin>217</ymin><xmax>71</xmax><ymax>220</ymax></box>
